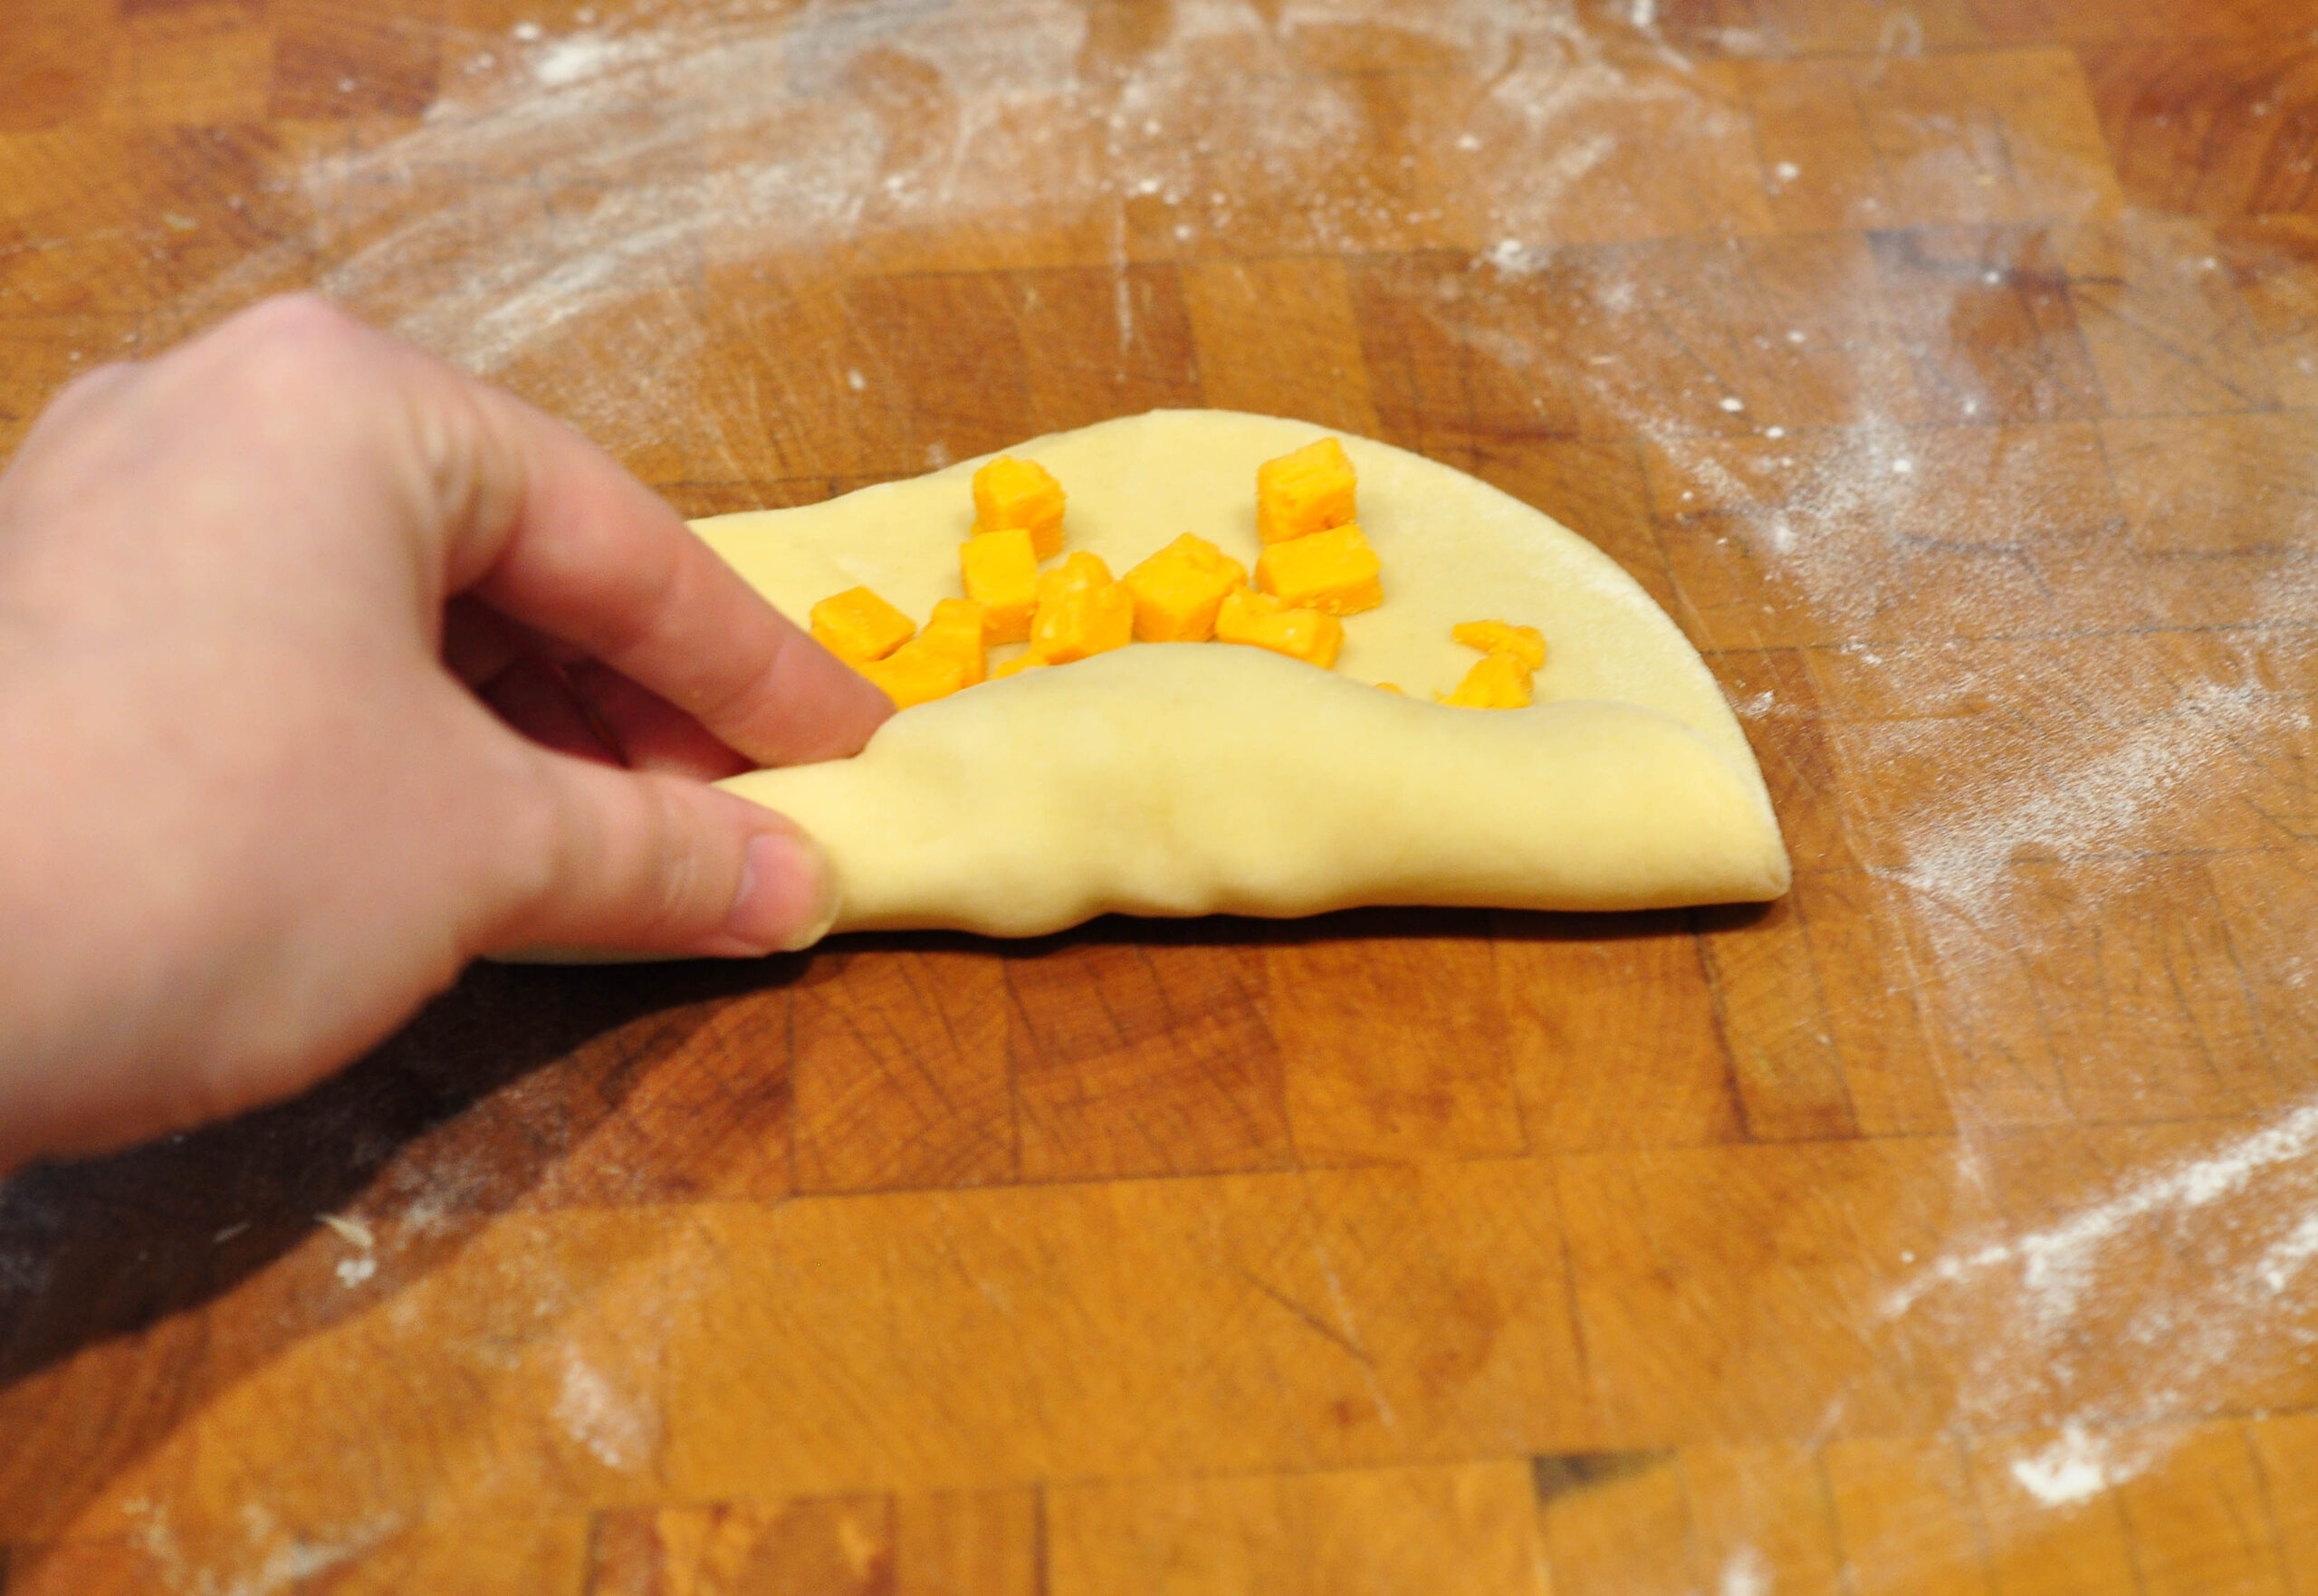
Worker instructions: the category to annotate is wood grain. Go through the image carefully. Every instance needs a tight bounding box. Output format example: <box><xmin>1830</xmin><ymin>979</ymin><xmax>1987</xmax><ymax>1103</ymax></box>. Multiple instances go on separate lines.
<box><xmin>4</xmin><ymin>0</ymin><xmax>2316</xmax><ymax>1589</ymax></box>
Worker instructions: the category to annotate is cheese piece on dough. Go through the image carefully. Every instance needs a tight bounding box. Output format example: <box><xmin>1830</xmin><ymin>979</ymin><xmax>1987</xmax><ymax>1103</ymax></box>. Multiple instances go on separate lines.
<box><xmin>697</xmin><ymin>409</ymin><xmax>1788</xmax><ymax>939</ymax></box>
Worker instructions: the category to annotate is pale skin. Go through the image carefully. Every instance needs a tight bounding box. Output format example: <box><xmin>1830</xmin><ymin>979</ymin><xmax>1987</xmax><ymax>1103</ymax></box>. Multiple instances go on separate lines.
<box><xmin>0</xmin><ymin>296</ymin><xmax>894</xmax><ymax>1174</ymax></box>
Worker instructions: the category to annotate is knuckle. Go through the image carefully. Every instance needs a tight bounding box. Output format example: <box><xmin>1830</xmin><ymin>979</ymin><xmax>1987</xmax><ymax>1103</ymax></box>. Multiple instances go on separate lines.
<box><xmin>485</xmin><ymin>752</ymin><xmax>577</xmax><ymax>932</ymax></box>
<box><xmin>641</xmin><ymin>778</ymin><xmax>719</xmax><ymax>936</ymax></box>
<box><xmin>206</xmin><ymin>295</ymin><xmax>377</xmax><ymax>400</ymax></box>
<box><xmin>478</xmin><ymin>741</ymin><xmax>735</xmax><ymax>952</ymax></box>
<box><xmin>228</xmin><ymin>291</ymin><xmax>364</xmax><ymax>350</ymax></box>
<box><xmin>52</xmin><ymin>359</ymin><xmax>137</xmax><ymax>410</ymax></box>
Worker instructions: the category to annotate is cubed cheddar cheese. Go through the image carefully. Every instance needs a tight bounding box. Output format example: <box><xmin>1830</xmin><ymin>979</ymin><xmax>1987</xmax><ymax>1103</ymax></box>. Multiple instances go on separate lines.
<box><xmin>809</xmin><ymin>585</ymin><xmax>915</xmax><ymax>663</ymax></box>
<box><xmin>961</xmin><ymin>529</ymin><xmax>1039</xmax><ymax>645</ymax></box>
<box><xmin>1121</xmin><ymin>533</ymin><xmax>1248</xmax><ymax>642</ymax></box>
<box><xmin>916</xmin><ymin>597</ymin><xmax>988</xmax><ymax>686</ymax></box>
<box><xmin>990</xmin><ymin>652</ymin><xmax>1045</xmax><ymax>679</ymax></box>
<box><xmin>1213</xmin><ymin>585</ymin><xmax>1343</xmax><ymax>669</ymax></box>
<box><xmin>1034</xmin><ymin>549</ymin><xmax>1111</xmax><ymax>604</ymax></box>
<box><xmin>857</xmin><ymin>643</ymin><xmax>971</xmax><ymax>710</ymax></box>
<box><xmin>1451</xmin><ymin>619</ymin><xmax>1547</xmax><ymax>671</ymax></box>
<box><xmin>971</xmin><ymin>454</ymin><xmax>1066</xmax><ymax>559</ymax></box>
<box><xmin>1030</xmin><ymin>550</ymin><xmax>1134</xmax><ymax>663</ymax></box>
<box><xmin>1256</xmin><ymin>436</ymin><xmax>1357</xmax><ymax>545</ymax></box>
<box><xmin>1254</xmin><ymin>522</ymin><xmax>1382</xmax><ymax>616</ymax></box>
<box><xmin>1440</xmin><ymin>651</ymin><xmax>1532</xmax><ymax>709</ymax></box>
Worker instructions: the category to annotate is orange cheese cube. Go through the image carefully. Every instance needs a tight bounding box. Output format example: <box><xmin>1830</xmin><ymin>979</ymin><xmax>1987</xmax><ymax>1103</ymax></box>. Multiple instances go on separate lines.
<box><xmin>1256</xmin><ymin>436</ymin><xmax>1356</xmax><ymax>545</ymax></box>
<box><xmin>1121</xmin><ymin>533</ymin><xmax>1248</xmax><ymax>642</ymax></box>
<box><xmin>990</xmin><ymin>652</ymin><xmax>1045</xmax><ymax>679</ymax></box>
<box><xmin>961</xmin><ymin>529</ymin><xmax>1039</xmax><ymax>645</ymax></box>
<box><xmin>1032</xmin><ymin>550</ymin><xmax>1113</xmax><ymax>609</ymax></box>
<box><xmin>1213</xmin><ymin>585</ymin><xmax>1343</xmax><ymax>670</ymax></box>
<box><xmin>809</xmin><ymin>585</ymin><xmax>915</xmax><ymax>663</ymax></box>
<box><xmin>1451</xmin><ymin>619</ymin><xmax>1547</xmax><ymax>671</ymax></box>
<box><xmin>916</xmin><ymin>597</ymin><xmax>988</xmax><ymax>686</ymax></box>
<box><xmin>1375</xmin><ymin>683</ymin><xmax>1405</xmax><ymax>694</ymax></box>
<box><xmin>1440</xmin><ymin>651</ymin><xmax>1532</xmax><ymax>709</ymax></box>
<box><xmin>1030</xmin><ymin>550</ymin><xmax>1133</xmax><ymax>664</ymax></box>
<box><xmin>1253</xmin><ymin>522</ymin><xmax>1382</xmax><ymax>616</ymax></box>
<box><xmin>857</xmin><ymin>643</ymin><xmax>971</xmax><ymax>709</ymax></box>
<box><xmin>971</xmin><ymin>454</ymin><xmax>1066</xmax><ymax>559</ymax></box>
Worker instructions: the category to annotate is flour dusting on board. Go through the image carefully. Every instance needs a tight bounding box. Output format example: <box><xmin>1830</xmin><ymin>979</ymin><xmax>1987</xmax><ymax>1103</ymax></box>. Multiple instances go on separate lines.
<box><xmin>553</xmin><ymin>1344</ymin><xmax>657</xmax><ymax>1471</ymax></box>
<box><xmin>1883</xmin><ymin>1100</ymin><xmax>2318</xmax><ymax>1492</ymax></box>
<box><xmin>2009</xmin><ymin>1422</ymin><xmax>2119</xmax><ymax>1506</ymax></box>
<box><xmin>1442</xmin><ymin>48</ymin><xmax>2318</xmax><ymax>1515</ymax></box>
<box><xmin>1717</xmin><ymin>1545</ymin><xmax>1771</xmax><ymax>1596</ymax></box>
<box><xmin>1893</xmin><ymin>677</ymin><xmax>2311</xmax><ymax>913</ymax></box>
<box><xmin>182</xmin><ymin>0</ymin><xmax>1694</xmax><ymax>458</ymax></box>
<box><xmin>1447</xmin><ymin>118</ymin><xmax>2318</xmax><ymax>1499</ymax></box>
<box><xmin>122</xmin><ymin>1496</ymin><xmax>403</xmax><ymax>1596</ymax></box>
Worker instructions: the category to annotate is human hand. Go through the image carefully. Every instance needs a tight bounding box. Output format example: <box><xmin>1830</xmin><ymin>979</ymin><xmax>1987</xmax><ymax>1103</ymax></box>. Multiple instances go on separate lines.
<box><xmin>0</xmin><ymin>295</ymin><xmax>892</xmax><ymax>1170</ymax></box>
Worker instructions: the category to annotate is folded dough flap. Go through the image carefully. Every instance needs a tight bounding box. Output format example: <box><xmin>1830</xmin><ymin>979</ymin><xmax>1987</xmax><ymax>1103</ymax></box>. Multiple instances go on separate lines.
<box><xmin>718</xmin><ymin>645</ymin><xmax>1791</xmax><ymax>938</ymax></box>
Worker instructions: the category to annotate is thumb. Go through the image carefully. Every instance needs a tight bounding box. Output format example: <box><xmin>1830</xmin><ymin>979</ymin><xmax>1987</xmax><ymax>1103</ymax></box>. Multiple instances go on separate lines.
<box><xmin>488</xmin><ymin>750</ymin><xmax>840</xmax><ymax>959</ymax></box>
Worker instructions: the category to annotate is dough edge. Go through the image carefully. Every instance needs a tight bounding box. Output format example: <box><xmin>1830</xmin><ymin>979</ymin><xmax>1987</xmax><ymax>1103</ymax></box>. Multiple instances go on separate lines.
<box><xmin>719</xmin><ymin>644</ymin><xmax>1790</xmax><ymax>939</ymax></box>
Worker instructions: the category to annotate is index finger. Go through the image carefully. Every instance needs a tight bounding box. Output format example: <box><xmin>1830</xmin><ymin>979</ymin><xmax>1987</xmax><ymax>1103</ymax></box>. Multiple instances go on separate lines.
<box><xmin>352</xmin><ymin>321</ymin><xmax>893</xmax><ymax>769</ymax></box>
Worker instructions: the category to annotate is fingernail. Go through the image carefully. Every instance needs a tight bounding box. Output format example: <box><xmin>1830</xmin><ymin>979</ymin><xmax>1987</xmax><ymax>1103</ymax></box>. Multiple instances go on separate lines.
<box><xmin>726</xmin><ymin>830</ymin><xmax>840</xmax><ymax>953</ymax></box>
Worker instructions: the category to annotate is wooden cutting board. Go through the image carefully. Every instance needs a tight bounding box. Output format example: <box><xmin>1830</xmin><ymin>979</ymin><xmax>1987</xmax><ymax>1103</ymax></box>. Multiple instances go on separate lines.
<box><xmin>3</xmin><ymin>0</ymin><xmax>2315</xmax><ymax>1589</ymax></box>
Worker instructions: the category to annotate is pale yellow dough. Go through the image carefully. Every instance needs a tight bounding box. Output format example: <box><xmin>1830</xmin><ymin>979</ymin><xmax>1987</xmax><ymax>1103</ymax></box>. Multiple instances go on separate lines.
<box><xmin>702</xmin><ymin>409</ymin><xmax>1788</xmax><ymax>938</ymax></box>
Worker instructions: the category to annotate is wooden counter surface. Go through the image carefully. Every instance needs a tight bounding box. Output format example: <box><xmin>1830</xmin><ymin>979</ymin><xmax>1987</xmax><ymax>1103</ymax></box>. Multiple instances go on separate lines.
<box><xmin>5</xmin><ymin>0</ymin><xmax>2316</xmax><ymax>1589</ymax></box>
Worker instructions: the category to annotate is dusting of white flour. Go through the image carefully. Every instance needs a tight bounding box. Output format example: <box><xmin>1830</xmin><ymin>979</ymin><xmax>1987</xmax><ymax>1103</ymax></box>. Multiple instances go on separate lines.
<box><xmin>552</xmin><ymin>1344</ymin><xmax>657</xmax><ymax>1472</ymax></box>
<box><xmin>2009</xmin><ymin>1422</ymin><xmax>2118</xmax><ymax>1506</ymax></box>
<box><xmin>1884</xmin><ymin>1100</ymin><xmax>2318</xmax><ymax>1496</ymax></box>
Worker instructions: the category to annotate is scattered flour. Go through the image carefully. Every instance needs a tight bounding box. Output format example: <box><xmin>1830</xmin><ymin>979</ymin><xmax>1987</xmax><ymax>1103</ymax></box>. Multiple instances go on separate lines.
<box><xmin>2009</xmin><ymin>1422</ymin><xmax>2117</xmax><ymax>1506</ymax></box>
<box><xmin>1891</xmin><ymin>1100</ymin><xmax>2318</xmax><ymax>1317</ymax></box>
<box><xmin>124</xmin><ymin>1496</ymin><xmax>402</xmax><ymax>1596</ymax></box>
<box><xmin>175</xmin><ymin>0</ymin><xmax>1750</xmax><ymax>463</ymax></box>
<box><xmin>1894</xmin><ymin>680</ymin><xmax>2312</xmax><ymax>913</ymax></box>
<box><xmin>2258</xmin><ymin>1211</ymin><xmax>2318</xmax><ymax>1294</ymax></box>
<box><xmin>320</xmin><ymin>1211</ymin><xmax>380</xmax><ymax>1287</ymax></box>
<box><xmin>1718</xmin><ymin>1545</ymin><xmax>1771</xmax><ymax>1596</ymax></box>
<box><xmin>317</xmin><ymin>1212</ymin><xmax>374</xmax><ymax>1250</ymax></box>
<box><xmin>1883</xmin><ymin>1100</ymin><xmax>2318</xmax><ymax>1499</ymax></box>
<box><xmin>531</xmin><ymin>31</ymin><xmax>625</xmax><ymax>87</ymax></box>
<box><xmin>552</xmin><ymin>1345</ymin><xmax>657</xmax><ymax>1472</ymax></box>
